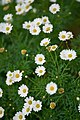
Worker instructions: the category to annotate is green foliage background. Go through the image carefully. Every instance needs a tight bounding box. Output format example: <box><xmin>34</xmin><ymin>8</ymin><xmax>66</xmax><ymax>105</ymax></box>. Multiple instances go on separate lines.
<box><xmin>0</xmin><ymin>0</ymin><xmax>80</xmax><ymax>119</ymax></box>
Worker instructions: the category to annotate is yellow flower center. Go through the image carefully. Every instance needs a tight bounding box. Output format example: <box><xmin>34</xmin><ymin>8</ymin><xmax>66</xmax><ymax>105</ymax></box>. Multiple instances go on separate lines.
<box><xmin>6</xmin><ymin>27</ymin><xmax>10</xmax><ymax>31</ymax></box>
<box><xmin>68</xmin><ymin>54</ymin><xmax>72</xmax><ymax>58</ymax></box>
<box><xmin>61</xmin><ymin>35</ymin><xmax>66</xmax><ymax>39</ymax></box>
<box><xmin>36</xmin><ymin>104</ymin><xmax>40</xmax><ymax>108</ymax></box>
<box><xmin>37</xmin><ymin>22</ymin><xmax>40</xmax><ymax>25</ymax></box>
<box><xmin>43</xmin><ymin>42</ymin><xmax>48</xmax><ymax>46</ymax></box>
<box><xmin>46</xmin><ymin>27</ymin><xmax>50</xmax><ymax>31</ymax></box>
<box><xmin>23</xmin><ymin>89</ymin><xmax>26</xmax><ymax>93</ymax></box>
<box><xmin>43</xmin><ymin>19</ymin><xmax>47</xmax><ymax>22</ymax></box>
<box><xmin>26</xmin><ymin>5</ymin><xmax>30</xmax><ymax>9</ymax></box>
<box><xmin>53</xmin><ymin>8</ymin><xmax>57</xmax><ymax>12</ymax></box>
<box><xmin>33</xmin><ymin>29</ymin><xmax>37</xmax><ymax>33</ymax></box>
<box><xmin>51</xmin><ymin>46</ymin><xmax>56</xmax><ymax>49</ymax></box>
<box><xmin>26</xmin><ymin>108</ymin><xmax>30</xmax><ymax>112</ymax></box>
<box><xmin>15</xmin><ymin>74</ymin><xmax>20</xmax><ymax>78</ymax></box>
<box><xmin>19</xmin><ymin>115</ymin><xmax>23</xmax><ymax>119</ymax></box>
<box><xmin>50</xmin><ymin>86</ymin><xmax>54</xmax><ymax>91</ymax></box>
<box><xmin>18</xmin><ymin>8</ymin><xmax>21</xmax><ymax>12</ymax></box>
<box><xmin>38</xmin><ymin>57</ymin><xmax>43</xmax><ymax>61</ymax></box>
<box><xmin>0</xmin><ymin>110</ymin><xmax>2</xmax><ymax>114</ymax></box>
<box><xmin>39</xmin><ymin>70</ymin><xmax>43</xmax><ymax>73</ymax></box>
<box><xmin>26</xmin><ymin>25</ymin><xmax>30</xmax><ymax>28</ymax></box>
<box><xmin>9</xmin><ymin>79</ymin><xmax>12</xmax><ymax>83</ymax></box>
<box><xmin>9</xmin><ymin>73</ymin><xmax>12</xmax><ymax>76</ymax></box>
<box><xmin>28</xmin><ymin>100</ymin><xmax>32</xmax><ymax>105</ymax></box>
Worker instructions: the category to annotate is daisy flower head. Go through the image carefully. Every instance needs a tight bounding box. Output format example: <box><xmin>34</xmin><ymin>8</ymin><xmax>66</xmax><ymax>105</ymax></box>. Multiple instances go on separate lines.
<box><xmin>33</xmin><ymin>18</ymin><xmax>42</xmax><ymax>26</ymax></box>
<box><xmin>22</xmin><ymin>21</ymin><xmax>32</xmax><ymax>30</ymax></box>
<box><xmin>27</xmin><ymin>0</ymin><xmax>34</xmax><ymax>4</ymax></box>
<box><xmin>0</xmin><ymin>23</ymin><xmax>5</xmax><ymax>32</ymax></box>
<box><xmin>49</xmin><ymin>4</ymin><xmax>60</xmax><ymax>14</ymax></box>
<box><xmin>24</xmin><ymin>3</ymin><xmax>32</xmax><ymax>13</ymax></box>
<box><xmin>43</xmin><ymin>23</ymin><xmax>53</xmax><ymax>33</ymax></box>
<box><xmin>6</xmin><ymin>77</ymin><xmax>14</xmax><ymax>86</ymax></box>
<box><xmin>40</xmin><ymin>38</ymin><xmax>50</xmax><ymax>47</ymax></box>
<box><xmin>0</xmin><ymin>107</ymin><xmax>4</xmax><ymax>118</ymax></box>
<box><xmin>58</xmin><ymin>31</ymin><xmax>68</xmax><ymax>41</ymax></box>
<box><xmin>13</xmin><ymin>70</ymin><xmax>22</xmax><ymax>82</ymax></box>
<box><xmin>24</xmin><ymin>96</ymin><xmax>34</xmax><ymax>108</ymax></box>
<box><xmin>3</xmin><ymin>14</ymin><xmax>13</xmax><ymax>22</ymax></box>
<box><xmin>2</xmin><ymin>23</ymin><xmax>13</xmax><ymax>34</ymax></box>
<box><xmin>22</xmin><ymin>104</ymin><xmax>32</xmax><ymax>116</ymax></box>
<box><xmin>15</xmin><ymin>4</ymin><xmax>24</xmax><ymax>15</ymax></box>
<box><xmin>35</xmin><ymin>54</ymin><xmax>46</xmax><ymax>65</ymax></box>
<box><xmin>0</xmin><ymin>88</ymin><xmax>3</xmax><ymax>98</ymax></box>
<box><xmin>67</xmin><ymin>31</ymin><xmax>73</xmax><ymax>40</ymax></box>
<box><xmin>35</xmin><ymin>66</ymin><xmax>46</xmax><ymax>77</ymax></box>
<box><xmin>33</xmin><ymin>100</ymin><xmax>42</xmax><ymax>112</ymax></box>
<box><xmin>29</xmin><ymin>26</ymin><xmax>41</xmax><ymax>35</ymax></box>
<box><xmin>60</xmin><ymin>49</ymin><xmax>77</xmax><ymax>61</ymax></box>
<box><xmin>50</xmin><ymin>102</ymin><xmax>56</xmax><ymax>109</ymax></box>
<box><xmin>13</xmin><ymin>111</ymin><xmax>25</xmax><ymax>120</ymax></box>
<box><xmin>46</xmin><ymin>82</ymin><xmax>57</xmax><ymax>95</ymax></box>
<box><xmin>42</xmin><ymin>16</ymin><xmax>50</xmax><ymax>24</ymax></box>
<box><xmin>66</xmin><ymin>49</ymin><xmax>77</xmax><ymax>61</ymax></box>
<box><xmin>50</xmin><ymin>44</ymin><xmax>58</xmax><ymax>51</ymax></box>
<box><xmin>78</xmin><ymin>104</ymin><xmax>80</xmax><ymax>112</ymax></box>
<box><xmin>18</xmin><ymin>84</ymin><xmax>28</xmax><ymax>97</ymax></box>
<box><xmin>6</xmin><ymin>71</ymin><xmax>13</xmax><ymax>78</ymax></box>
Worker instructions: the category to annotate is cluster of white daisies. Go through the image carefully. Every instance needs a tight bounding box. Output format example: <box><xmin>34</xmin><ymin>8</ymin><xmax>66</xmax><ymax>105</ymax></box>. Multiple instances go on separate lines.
<box><xmin>23</xmin><ymin>16</ymin><xmax>53</xmax><ymax>35</ymax></box>
<box><xmin>6</xmin><ymin>70</ymin><xmax>23</xmax><ymax>85</ymax></box>
<box><xmin>15</xmin><ymin>0</ymin><xmax>34</xmax><ymax>15</ymax></box>
<box><xmin>13</xmin><ymin>96</ymin><xmax>42</xmax><ymax>120</ymax></box>
<box><xmin>0</xmin><ymin>13</ymin><xmax>13</xmax><ymax>34</ymax></box>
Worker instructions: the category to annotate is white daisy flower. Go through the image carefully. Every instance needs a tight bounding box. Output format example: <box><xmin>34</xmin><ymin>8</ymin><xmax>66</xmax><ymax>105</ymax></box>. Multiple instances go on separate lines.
<box><xmin>6</xmin><ymin>71</ymin><xmax>13</xmax><ymax>78</ymax></box>
<box><xmin>0</xmin><ymin>88</ymin><xmax>3</xmax><ymax>98</ymax></box>
<box><xmin>3</xmin><ymin>14</ymin><xmax>13</xmax><ymax>22</ymax></box>
<box><xmin>22</xmin><ymin>104</ymin><xmax>32</xmax><ymax>116</ymax></box>
<box><xmin>50</xmin><ymin>44</ymin><xmax>58</xmax><ymax>51</ymax></box>
<box><xmin>24</xmin><ymin>96</ymin><xmax>34</xmax><ymax>108</ymax></box>
<box><xmin>58</xmin><ymin>31</ymin><xmax>68</xmax><ymax>41</ymax></box>
<box><xmin>66</xmin><ymin>49</ymin><xmax>77</xmax><ymax>61</ymax></box>
<box><xmin>18</xmin><ymin>84</ymin><xmax>28</xmax><ymax>97</ymax></box>
<box><xmin>42</xmin><ymin>16</ymin><xmax>50</xmax><ymax>24</ymax></box>
<box><xmin>49</xmin><ymin>4</ymin><xmax>60</xmax><ymax>14</ymax></box>
<box><xmin>78</xmin><ymin>104</ymin><xmax>80</xmax><ymax>112</ymax></box>
<box><xmin>35</xmin><ymin>66</ymin><xmax>46</xmax><ymax>77</ymax></box>
<box><xmin>15</xmin><ymin>4</ymin><xmax>24</xmax><ymax>15</ymax></box>
<box><xmin>6</xmin><ymin>77</ymin><xmax>14</xmax><ymax>85</ymax></box>
<box><xmin>2</xmin><ymin>23</ymin><xmax>13</xmax><ymax>34</ymax></box>
<box><xmin>22</xmin><ymin>21</ymin><xmax>32</xmax><ymax>30</ymax></box>
<box><xmin>13</xmin><ymin>70</ymin><xmax>22</xmax><ymax>82</ymax></box>
<box><xmin>35</xmin><ymin>54</ymin><xmax>46</xmax><ymax>65</ymax></box>
<box><xmin>67</xmin><ymin>31</ymin><xmax>73</xmax><ymax>40</ymax></box>
<box><xmin>0</xmin><ymin>107</ymin><xmax>4</xmax><ymax>118</ymax></box>
<box><xmin>46</xmin><ymin>82</ymin><xmax>57</xmax><ymax>95</ymax></box>
<box><xmin>43</xmin><ymin>23</ymin><xmax>53</xmax><ymax>33</ymax></box>
<box><xmin>40</xmin><ymin>38</ymin><xmax>50</xmax><ymax>47</ymax></box>
<box><xmin>33</xmin><ymin>18</ymin><xmax>42</xmax><ymax>26</ymax></box>
<box><xmin>33</xmin><ymin>100</ymin><xmax>42</xmax><ymax>112</ymax></box>
<box><xmin>13</xmin><ymin>111</ymin><xmax>25</xmax><ymax>120</ymax></box>
<box><xmin>60</xmin><ymin>50</ymin><xmax>68</xmax><ymax>60</ymax></box>
<box><xmin>29</xmin><ymin>26</ymin><xmax>41</xmax><ymax>35</ymax></box>
<box><xmin>50</xmin><ymin>0</ymin><xmax>56</xmax><ymax>2</ymax></box>
<box><xmin>24</xmin><ymin>3</ymin><xmax>32</xmax><ymax>13</ymax></box>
